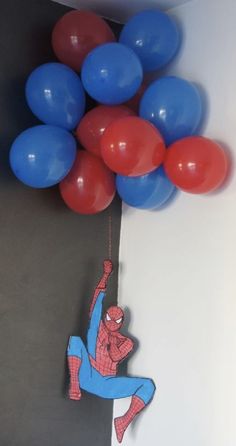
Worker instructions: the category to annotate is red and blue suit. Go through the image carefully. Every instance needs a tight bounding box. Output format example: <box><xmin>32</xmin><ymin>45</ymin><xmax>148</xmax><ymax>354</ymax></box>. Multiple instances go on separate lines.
<box><xmin>67</xmin><ymin>260</ymin><xmax>155</xmax><ymax>443</ymax></box>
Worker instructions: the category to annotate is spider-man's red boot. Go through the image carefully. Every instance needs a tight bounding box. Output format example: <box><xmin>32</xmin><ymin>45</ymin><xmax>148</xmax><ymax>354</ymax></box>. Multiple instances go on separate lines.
<box><xmin>114</xmin><ymin>395</ymin><xmax>145</xmax><ymax>443</ymax></box>
<box><xmin>68</xmin><ymin>356</ymin><xmax>82</xmax><ymax>400</ymax></box>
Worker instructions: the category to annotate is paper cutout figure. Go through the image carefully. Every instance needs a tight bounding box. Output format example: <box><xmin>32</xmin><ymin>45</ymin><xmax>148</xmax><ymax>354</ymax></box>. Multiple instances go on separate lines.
<box><xmin>67</xmin><ymin>260</ymin><xmax>155</xmax><ymax>443</ymax></box>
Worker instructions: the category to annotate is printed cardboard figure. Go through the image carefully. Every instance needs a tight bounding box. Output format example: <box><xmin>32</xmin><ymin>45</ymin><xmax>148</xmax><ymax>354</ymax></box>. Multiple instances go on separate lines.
<box><xmin>67</xmin><ymin>260</ymin><xmax>155</xmax><ymax>443</ymax></box>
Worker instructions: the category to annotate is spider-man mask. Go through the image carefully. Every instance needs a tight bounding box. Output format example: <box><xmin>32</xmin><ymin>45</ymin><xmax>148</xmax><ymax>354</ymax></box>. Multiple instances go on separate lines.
<box><xmin>104</xmin><ymin>306</ymin><xmax>124</xmax><ymax>332</ymax></box>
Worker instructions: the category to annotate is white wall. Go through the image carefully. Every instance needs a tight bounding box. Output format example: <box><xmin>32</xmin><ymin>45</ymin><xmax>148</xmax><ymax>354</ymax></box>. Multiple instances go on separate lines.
<box><xmin>113</xmin><ymin>1</ymin><xmax>236</xmax><ymax>445</ymax></box>
<box><xmin>52</xmin><ymin>0</ymin><xmax>191</xmax><ymax>21</ymax></box>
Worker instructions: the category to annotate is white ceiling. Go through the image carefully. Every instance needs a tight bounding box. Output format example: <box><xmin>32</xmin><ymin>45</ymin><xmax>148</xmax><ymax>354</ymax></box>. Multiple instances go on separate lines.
<box><xmin>52</xmin><ymin>0</ymin><xmax>192</xmax><ymax>22</ymax></box>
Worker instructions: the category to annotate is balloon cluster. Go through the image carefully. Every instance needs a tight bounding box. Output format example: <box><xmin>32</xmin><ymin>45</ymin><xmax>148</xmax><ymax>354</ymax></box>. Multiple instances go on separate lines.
<box><xmin>10</xmin><ymin>9</ymin><xmax>229</xmax><ymax>214</ymax></box>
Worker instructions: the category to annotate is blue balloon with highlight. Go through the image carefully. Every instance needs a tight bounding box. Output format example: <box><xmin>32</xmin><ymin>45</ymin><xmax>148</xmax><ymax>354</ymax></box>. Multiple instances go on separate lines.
<box><xmin>25</xmin><ymin>63</ymin><xmax>86</xmax><ymax>130</ymax></box>
<box><xmin>81</xmin><ymin>43</ymin><xmax>143</xmax><ymax>105</ymax></box>
<box><xmin>139</xmin><ymin>76</ymin><xmax>203</xmax><ymax>146</ymax></box>
<box><xmin>10</xmin><ymin>125</ymin><xmax>77</xmax><ymax>188</ymax></box>
<box><xmin>119</xmin><ymin>10</ymin><xmax>180</xmax><ymax>72</ymax></box>
<box><xmin>116</xmin><ymin>166</ymin><xmax>176</xmax><ymax>209</ymax></box>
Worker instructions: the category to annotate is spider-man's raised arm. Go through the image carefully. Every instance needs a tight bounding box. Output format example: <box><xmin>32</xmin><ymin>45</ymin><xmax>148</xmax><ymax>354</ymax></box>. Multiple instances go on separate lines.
<box><xmin>87</xmin><ymin>260</ymin><xmax>113</xmax><ymax>358</ymax></box>
<box><xmin>89</xmin><ymin>259</ymin><xmax>113</xmax><ymax>318</ymax></box>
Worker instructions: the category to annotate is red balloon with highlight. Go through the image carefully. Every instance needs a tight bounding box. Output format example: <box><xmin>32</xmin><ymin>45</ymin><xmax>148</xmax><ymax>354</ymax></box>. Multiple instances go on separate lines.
<box><xmin>59</xmin><ymin>151</ymin><xmax>116</xmax><ymax>214</ymax></box>
<box><xmin>52</xmin><ymin>10</ymin><xmax>115</xmax><ymax>72</ymax></box>
<box><xmin>76</xmin><ymin>105</ymin><xmax>135</xmax><ymax>157</ymax></box>
<box><xmin>164</xmin><ymin>136</ymin><xmax>228</xmax><ymax>193</ymax></box>
<box><xmin>101</xmin><ymin>116</ymin><xmax>166</xmax><ymax>176</ymax></box>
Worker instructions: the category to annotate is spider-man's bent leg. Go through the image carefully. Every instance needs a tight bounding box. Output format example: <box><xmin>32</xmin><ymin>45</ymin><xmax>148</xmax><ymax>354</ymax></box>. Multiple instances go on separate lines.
<box><xmin>94</xmin><ymin>375</ymin><xmax>155</xmax><ymax>404</ymax></box>
<box><xmin>67</xmin><ymin>336</ymin><xmax>92</xmax><ymax>400</ymax></box>
<box><xmin>82</xmin><ymin>374</ymin><xmax>155</xmax><ymax>442</ymax></box>
<box><xmin>97</xmin><ymin>375</ymin><xmax>155</xmax><ymax>444</ymax></box>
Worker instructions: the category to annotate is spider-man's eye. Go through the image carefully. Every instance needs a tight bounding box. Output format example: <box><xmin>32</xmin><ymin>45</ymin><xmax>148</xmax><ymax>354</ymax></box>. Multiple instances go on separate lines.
<box><xmin>106</xmin><ymin>313</ymin><xmax>111</xmax><ymax>321</ymax></box>
<box><xmin>116</xmin><ymin>317</ymin><xmax>122</xmax><ymax>324</ymax></box>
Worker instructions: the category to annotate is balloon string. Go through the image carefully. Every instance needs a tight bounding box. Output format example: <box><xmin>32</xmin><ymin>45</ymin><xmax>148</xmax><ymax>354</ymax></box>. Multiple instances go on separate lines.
<box><xmin>108</xmin><ymin>212</ymin><xmax>112</xmax><ymax>260</ymax></box>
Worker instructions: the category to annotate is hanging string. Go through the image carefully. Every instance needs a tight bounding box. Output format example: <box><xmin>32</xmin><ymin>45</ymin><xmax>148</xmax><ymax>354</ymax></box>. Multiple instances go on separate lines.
<box><xmin>108</xmin><ymin>211</ymin><xmax>112</xmax><ymax>260</ymax></box>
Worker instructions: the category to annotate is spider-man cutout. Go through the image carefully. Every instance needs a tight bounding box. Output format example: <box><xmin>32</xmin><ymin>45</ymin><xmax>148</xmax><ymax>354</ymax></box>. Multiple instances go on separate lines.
<box><xmin>67</xmin><ymin>260</ymin><xmax>155</xmax><ymax>443</ymax></box>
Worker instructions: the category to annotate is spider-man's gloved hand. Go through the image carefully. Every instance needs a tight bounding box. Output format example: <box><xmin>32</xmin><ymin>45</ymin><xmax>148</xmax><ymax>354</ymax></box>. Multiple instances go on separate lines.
<box><xmin>103</xmin><ymin>259</ymin><xmax>113</xmax><ymax>275</ymax></box>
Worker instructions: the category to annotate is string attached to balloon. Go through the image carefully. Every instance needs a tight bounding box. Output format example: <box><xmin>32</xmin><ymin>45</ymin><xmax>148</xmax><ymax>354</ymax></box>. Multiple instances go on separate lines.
<box><xmin>108</xmin><ymin>212</ymin><xmax>112</xmax><ymax>260</ymax></box>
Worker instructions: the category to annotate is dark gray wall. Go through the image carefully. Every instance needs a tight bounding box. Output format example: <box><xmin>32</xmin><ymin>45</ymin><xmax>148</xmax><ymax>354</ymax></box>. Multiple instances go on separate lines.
<box><xmin>0</xmin><ymin>1</ymin><xmax>121</xmax><ymax>445</ymax></box>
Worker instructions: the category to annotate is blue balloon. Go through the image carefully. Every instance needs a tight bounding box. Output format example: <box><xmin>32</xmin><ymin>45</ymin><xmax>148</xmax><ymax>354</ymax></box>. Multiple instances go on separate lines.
<box><xmin>81</xmin><ymin>43</ymin><xmax>143</xmax><ymax>105</ymax></box>
<box><xmin>10</xmin><ymin>125</ymin><xmax>77</xmax><ymax>188</ymax></box>
<box><xmin>119</xmin><ymin>10</ymin><xmax>180</xmax><ymax>72</ymax></box>
<box><xmin>25</xmin><ymin>63</ymin><xmax>85</xmax><ymax>130</ymax></box>
<box><xmin>116</xmin><ymin>166</ymin><xmax>176</xmax><ymax>209</ymax></box>
<box><xmin>139</xmin><ymin>76</ymin><xmax>202</xmax><ymax>146</ymax></box>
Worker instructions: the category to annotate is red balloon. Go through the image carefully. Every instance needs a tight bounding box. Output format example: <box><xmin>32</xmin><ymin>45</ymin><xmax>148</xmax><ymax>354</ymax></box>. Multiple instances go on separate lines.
<box><xmin>59</xmin><ymin>151</ymin><xmax>115</xmax><ymax>214</ymax></box>
<box><xmin>124</xmin><ymin>81</ymin><xmax>148</xmax><ymax>113</ymax></box>
<box><xmin>52</xmin><ymin>10</ymin><xmax>116</xmax><ymax>72</ymax></box>
<box><xmin>76</xmin><ymin>105</ymin><xmax>135</xmax><ymax>157</ymax></box>
<box><xmin>164</xmin><ymin>136</ymin><xmax>228</xmax><ymax>193</ymax></box>
<box><xmin>101</xmin><ymin>116</ymin><xmax>166</xmax><ymax>176</ymax></box>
